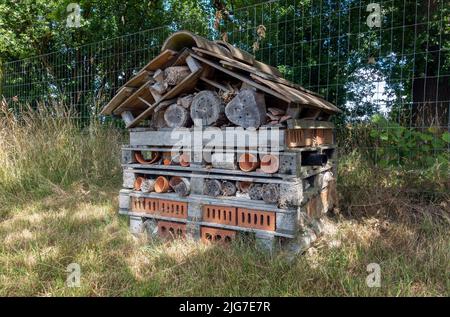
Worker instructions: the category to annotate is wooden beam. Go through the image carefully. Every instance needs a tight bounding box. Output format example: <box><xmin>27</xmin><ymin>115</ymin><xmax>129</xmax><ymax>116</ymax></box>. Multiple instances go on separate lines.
<box><xmin>190</xmin><ymin>53</ymin><xmax>292</xmax><ymax>104</ymax></box>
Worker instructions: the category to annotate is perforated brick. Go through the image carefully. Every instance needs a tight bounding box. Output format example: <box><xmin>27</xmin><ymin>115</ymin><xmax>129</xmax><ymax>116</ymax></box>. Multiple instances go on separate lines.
<box><xmin>286</xmin><ymin>129</ymin><xmax>313</xmax><ymax>147</ymax></box>
<box><xmin>202</xmin><ymin>205</ymin><xmax>237</xmax><ymax>226</ymax></box>
<box><xmin>237</xmin><ymin>208</ymin><xmax>276</xmax><ymax>231</ymax></box>
<box><xmin>157</xmin><ymin>199</ymin><xmax>188</xmax><ymax>219</ymax></box>
<box><xmin>158</xmin><ymin>220</ymin><xmax>186</xmax><ymax>239</ymax></box>
<box><xmin>144</xmin><ymin>198</ymin><xmax>159</xmax><ymax>213</ymax></box>
<box><xmin>131</xmin><ymin>197</ymin><xmax>146</xmax><ymax>212</ymax></box>
<box><xmin>200</xmin><ymin>226</ymin><xmax>236</xmax><ymax>244</ymax></box>
<box><xmin>315</xmin><ymin>129</ymin><xmax>334</xmax><ymax>145</ymax></box>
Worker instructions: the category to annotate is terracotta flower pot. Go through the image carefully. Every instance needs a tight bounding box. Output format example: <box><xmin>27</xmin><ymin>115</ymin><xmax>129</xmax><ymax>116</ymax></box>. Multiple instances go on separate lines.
<box><xmin>179</xmin><ymin>153</ymin><xmax>191</xmax><ymax>167</ymax></box>
<box><xmin>133</xmin><ymin>176</ymin><xmax>145</xmax><ymax>191</ymax></box>
<box><xmin>236</xmin><ymin>181</ymin><xmax>251</xmax><ymax>193</ymax></box>
<box><xmin>260</xmin><ymin>154</ymin><xmax>280</xmax><ymax>174</ymax></box>
<box><xmin>162</xmin><ymin>152</ymin><xmax>172</xmax><ymax>165</ymax></box>
<box><xmin>238</xmin><ymin>153</ymin><xmax>259</xmax><ymax>172</ymax></box>
<box><xmin>134</xmin><ymin>151</ymin><xmax>160</xmax><ymax>164</ymax></box>
<box><xmin>154</xmin><ymin>176</ymin><xmax>170</xmax><ymax>193</ymax></box>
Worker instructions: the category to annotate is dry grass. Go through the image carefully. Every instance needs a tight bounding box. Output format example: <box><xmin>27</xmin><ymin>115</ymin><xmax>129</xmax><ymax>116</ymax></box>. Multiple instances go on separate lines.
<box><xmin>0</xmin><ymin>186</ymin><xmax>448</xmax><ymax>296</ymax></box>
<box><xmin>0</xmin><ymin>105</ymin><xmax>448</xmax><ymax>296</ymax></box>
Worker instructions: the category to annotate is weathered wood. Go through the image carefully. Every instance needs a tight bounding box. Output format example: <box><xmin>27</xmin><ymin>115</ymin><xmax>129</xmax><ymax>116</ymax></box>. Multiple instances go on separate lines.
<box><xmin>200</xmin><ymin>77</ymin><xmax>230</xmax><ymax>91</ymax></box>
<box><xmin>221</xmin><ymin>181</ymin><xmax>237</xmax><ymax>196</ymax></box>
<box><xmin>190</xmin><ymin>90</ymin><xmax>225</xmax><ymax>126</ymax></box>
<box><xmin>248</xmin><ymin>183</ymin><xmax>263</xmax><ymax>200</ymax></box>
<box><xmin>211</xmin><ymin>152</ymin><xmax>236</xmax><ymax>170</ymax></box>
<box><xmin>225</xmin><ymin>89</ymin><xmax>267</xmax><ymax>128</ymax></box>
<box><xmin>177</xmin><ymin>94</ymin><xmax>194</xmax><ymax>108</ymax></box>
<box><xmin>140</xmin><ymin>179</ymin><xmax>156</xmax><ymax>193</ymax></box>
<box><xmin>150</xmin><ymin>81</ymin><xmax>168</xmax><ymax>96</ymax></box>
<box><xmin>121</xmin><ymin>111</ymin><xmax>135</xmax><ymax>126</ymax></box>
<box><xmin>261</xmin><ymin>183</ymin><xmax>280</xmax><ymax>204</ymax></box>
<box><xmin>192</xmin><ymin>46</ymin><xmax>282</xmax><ymax>78</ymax></box>
<box><xmin>268</xmin><ymin>107</ymin><xmax>285</xmax><ymax>116</ymax></box>
<box><xmin>112</xmin><ymin>79</ymin><xmax>155</xmax><ymax>115</ymax></box>
<box><xmin>126</xmin><ymin>63</ymin><xmax>203</xmax><ymax>128</ymax></box>
<box><xmin>164</xmin><ymin>104</ymin><xmax>190</xmax><ymax>128</ymax></box>
<box><xmin>204</xmin><ymin>179</ymin><xmax>222</xmax><ymax>197</ymax></box>
<box><xmin>150</xmin><ymin>111</ymin><xmax>168</xmax><ymax>129</ymax></box>
<box><xmin>164</xmin><ymin>66</ymin><xmax>190</xmax><ymax>86</ymax></box>
<box><xmin>190</xmin><ymin>53</ymin><xmax>291</xmax><ymax>104</ymax></box>
<box><xmin>287</xmin><ymin>119</ymin><xmax>335</xmax><ymax>129</ymax></box>
<box><xmin>153</xmin><ymin>69</ymin><xmax>165</xmax><ymax>82</ymax></box>
<box><xmin>250</xmin><ymin>74</ymin><xmax>341</xmax><ymax>114</ymax></box>
<box><xmin>124</xmin><ymin>71</ymin><xmax>154</xmax><ymax>88</ymax></box>
<box><xmin>101</xmin><ymin>87</ymin><xmax>136</xmax><ymax>115</ymax></box>
<box><xmin>169</xmin><ymin>177</ymin><xmax>190</xmax><ymax>197</ymax></box>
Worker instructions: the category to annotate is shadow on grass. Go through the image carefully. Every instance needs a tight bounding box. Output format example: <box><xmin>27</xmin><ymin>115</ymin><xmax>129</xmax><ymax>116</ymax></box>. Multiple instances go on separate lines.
<box><xmin>0</xmin><ymin>186</ymin><xmax>448</xmax><ymax>296</ymax></box>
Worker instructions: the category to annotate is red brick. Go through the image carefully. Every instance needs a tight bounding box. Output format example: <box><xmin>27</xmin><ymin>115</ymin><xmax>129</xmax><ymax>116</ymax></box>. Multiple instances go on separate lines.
<box><xmin>157</xmin><ymin>220</ymin><xmax>186</xmax><ymax>239</ymax></box>
<box><xmin>286</xmin><ymin>129</ymin><xmax>313</xmax><ymax>147</ymax></box>
<box><xmin>157</xmin><ymin>199</ymin><xmax>188</xmax><ymax>219</ymax></box>
<box><xmin>237</xmin><ymin>208</ymin><xmax>276</xmax><ymax>231</ymax></box>
<box><xmin>202</xmin><ymin>205</ymin><xmax>237</xmax><ymax>226</ymax></box>
<box><xmin>200</xmin><ymin>226</ymin><xmax>236</xmax><ymax>244</ymax></box>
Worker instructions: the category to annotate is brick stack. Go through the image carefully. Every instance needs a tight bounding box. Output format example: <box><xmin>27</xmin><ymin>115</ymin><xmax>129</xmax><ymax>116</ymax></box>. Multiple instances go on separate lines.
<box><xmin>101</xmin><ymin>31</ymin><xmax>341</xmax><ymax>254</ymax></box>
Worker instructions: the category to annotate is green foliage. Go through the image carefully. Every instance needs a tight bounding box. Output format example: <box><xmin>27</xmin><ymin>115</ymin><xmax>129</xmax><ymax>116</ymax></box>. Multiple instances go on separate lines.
<box><xmin>369</xmin><ymin>114</ymin><xmax>450</xmax><ymax>173</ymax></box>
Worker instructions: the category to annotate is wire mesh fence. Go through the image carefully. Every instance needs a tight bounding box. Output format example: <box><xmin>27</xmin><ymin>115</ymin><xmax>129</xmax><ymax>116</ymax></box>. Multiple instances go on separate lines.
<box><xmin>1</xmin><ymin>0</ymin><xmax>449</xmax><ymax>195</ymax></box>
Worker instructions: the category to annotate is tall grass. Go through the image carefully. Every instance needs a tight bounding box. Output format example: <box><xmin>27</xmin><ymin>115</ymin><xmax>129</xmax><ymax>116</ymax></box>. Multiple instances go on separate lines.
<box><xmin>0</xmin><ymin>102</ymin><xmax>123</xmax><ymax>206</ymax></box>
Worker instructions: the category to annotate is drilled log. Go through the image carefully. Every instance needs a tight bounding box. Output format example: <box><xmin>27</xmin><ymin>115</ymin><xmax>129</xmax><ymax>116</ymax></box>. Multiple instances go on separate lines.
<box><xmin>140</xmin><ymin>179</ymin><xmax>156</xmax><ymax>193</ymax></box>
<box><xmin>248</xmin><ymin>183</ymin><xmax>263</xmax><ymax>200</ymax></box>
<box><xmin>169</xmin><ymin>177</ymin><xmax>190</xmax><ymax>197</ymax></box>
<box><xmin>164</xmin><ymin>104</ymin><xmax>190</xmax><ymax>128</ymax></box>
<box><xmin>225</xmin><ymin>89</ymin><xmax>267</xmax><ymax>128</ymax></box>
<box><xmin>221</xmin><ymin>181</ymin><xmax>237</xmax><ymax>196</ymax></box>
<box><xmin>164</xmin><ymin>66</ymin><xmax>190</xmax><ymax>86</ymax></box>
<box><xmin>261</xmin><ymin>183</ymin><xmax>280</xmax><ymax>204</ymax></box>
<box><xmin>204</xmin><ymin>179</ymin><xmax>222</xmax><ymax>197</ymax></box>
<box><xmin>190</xmin><ymin>90</ymin><xmax>225</xmax><ymax>127</ymax></box>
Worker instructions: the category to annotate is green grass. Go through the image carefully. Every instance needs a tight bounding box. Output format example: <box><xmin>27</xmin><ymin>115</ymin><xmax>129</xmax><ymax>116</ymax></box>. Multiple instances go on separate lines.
<box><xmin>0</xmin><ymin>105</ymin><xmax>448</xmax><ymax>296</ymax></box>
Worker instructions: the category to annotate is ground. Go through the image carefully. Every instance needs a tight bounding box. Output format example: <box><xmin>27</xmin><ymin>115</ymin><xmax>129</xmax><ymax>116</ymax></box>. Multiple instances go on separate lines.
<box><xmin>0</xmin><ymin>184</ymin><xmax>448</xmax><ymax>296</ymax></box>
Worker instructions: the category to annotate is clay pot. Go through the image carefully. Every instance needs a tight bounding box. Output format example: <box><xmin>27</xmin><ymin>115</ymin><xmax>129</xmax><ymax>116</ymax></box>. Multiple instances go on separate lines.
<box><xmin>154</xmin><ymin>176</ymin><xmax>170</xmax><ymax>193</ymax></box>
<box><xmin>260</xmin><ymin>154</ymin><xmax>280</xmax><ymax>174</ymax></box>
<box><xmin>134</xmin><ymin>151</ymin><xmax>160</xmax><ymax>164</ymax></box>
<box><xmin>162</xmin><ymin>152</ymin><xmax>172</xmax><ymax>165</ymax></box>
<box><xmin>133</xmin><ymin>176</ymin><xmax>145</xmax><ymax>191</ymax></box>
<box><xmin>179</xmin><ymin>153</ymin><xmax>190</xmax><ymax>167</ymax></box>
<box><xmin>236</xmin><ymin>181</ymin><xmax>251</xmax><ymax>193</ymax></box>
<box><xmin>238</xmin><ymin>153</ymin><xmax>259</xmax><ymax>172</ymax></box>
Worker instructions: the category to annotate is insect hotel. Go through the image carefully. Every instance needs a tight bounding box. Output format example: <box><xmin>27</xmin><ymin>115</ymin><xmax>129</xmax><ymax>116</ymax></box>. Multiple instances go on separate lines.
<box><xmin>101</xmin><ymin>31</ymin><xmax>341</xmax><ymax>254</ymax></box>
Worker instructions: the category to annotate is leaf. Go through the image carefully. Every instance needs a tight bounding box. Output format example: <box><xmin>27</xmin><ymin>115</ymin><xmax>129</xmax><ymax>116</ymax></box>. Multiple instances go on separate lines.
<box><xmin>442</xmin><ymin>132</ymin><xmax>450</xmax><ymax>143</ymax></box>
